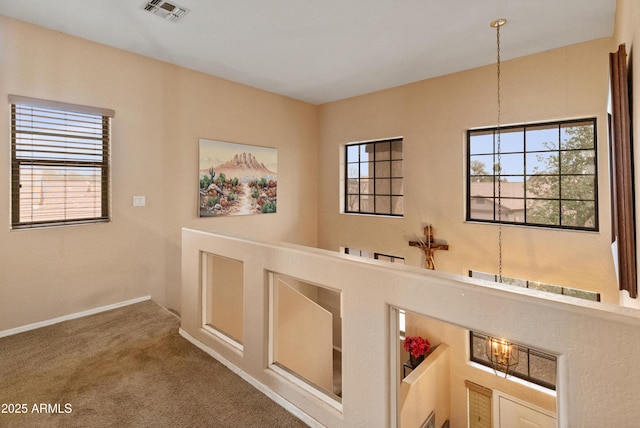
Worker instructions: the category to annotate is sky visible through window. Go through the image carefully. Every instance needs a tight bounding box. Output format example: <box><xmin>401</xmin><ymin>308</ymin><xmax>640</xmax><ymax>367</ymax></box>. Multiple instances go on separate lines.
<box><xmin>468</xmin><ymin>119</ymin><xmax>597</xmax><ymax>229</ymax></box>
<box><xmin>469</xmin><ymin>123</ymin><xmax>595</xmax><ymax>179</ymax></box>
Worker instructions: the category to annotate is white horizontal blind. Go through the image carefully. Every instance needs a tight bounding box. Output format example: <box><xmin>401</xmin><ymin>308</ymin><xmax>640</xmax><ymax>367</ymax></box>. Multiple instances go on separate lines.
<box><xmin>466</xmin><ymin>381</ymin><xmax>492</xmax><ymax>428</ymax></box>
<box><xmin>11</xmin><ymin>102</ymin><xmax>111</xmax><ymax>229</ymax></box>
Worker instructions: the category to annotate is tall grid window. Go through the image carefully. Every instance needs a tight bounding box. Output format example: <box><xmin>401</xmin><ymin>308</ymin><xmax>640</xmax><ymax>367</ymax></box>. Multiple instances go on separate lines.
<box><xmin>345</xmin><ymin>138</ymin><xmax>403</xmax><ymax>216</ymax></box>
<box><xmin>467</xmin><ymin>118</ymin><xmax>597</xmax><ymax>230</ymax></box>
<box><xmin>10</xmin><ymin>96</ymin><xmax>113</xmax><ymax>229</ymax></box>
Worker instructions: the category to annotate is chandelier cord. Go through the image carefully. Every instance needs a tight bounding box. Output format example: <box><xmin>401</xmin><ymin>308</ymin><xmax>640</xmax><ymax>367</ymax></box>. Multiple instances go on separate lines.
<box><xmin>495</xmin><ymin>20</ymin><xmax>503</xmax><ymax>283</ymax></box>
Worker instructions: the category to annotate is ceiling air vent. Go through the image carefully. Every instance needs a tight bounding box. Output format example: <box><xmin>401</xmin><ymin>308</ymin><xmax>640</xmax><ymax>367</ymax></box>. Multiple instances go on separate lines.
<box><xmin>143</xmin><ymin>0</ymin><xmax>190</xmax><ymax>23</ymax></box>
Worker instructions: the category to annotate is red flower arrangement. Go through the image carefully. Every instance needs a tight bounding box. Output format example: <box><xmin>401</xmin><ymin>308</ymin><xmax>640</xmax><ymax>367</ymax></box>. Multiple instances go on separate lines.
<box><xmin>403</xmin><ymin>336</ymin><xmax>431</xmax><ymax>358</ymax></box>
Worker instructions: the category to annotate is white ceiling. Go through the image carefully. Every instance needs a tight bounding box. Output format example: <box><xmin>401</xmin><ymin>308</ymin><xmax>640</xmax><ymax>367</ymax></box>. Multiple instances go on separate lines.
<box><xmin>0</xmin><ymin>0</ymin><xmax>616</xmax><ymax>105</ymax></box>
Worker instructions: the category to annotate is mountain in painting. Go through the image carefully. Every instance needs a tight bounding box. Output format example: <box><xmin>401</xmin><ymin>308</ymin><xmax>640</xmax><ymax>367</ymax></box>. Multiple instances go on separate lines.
<box><xmin>201</xmin><ymin>152</ymin><xmax>275</xmax><ymax>180</ymax></box>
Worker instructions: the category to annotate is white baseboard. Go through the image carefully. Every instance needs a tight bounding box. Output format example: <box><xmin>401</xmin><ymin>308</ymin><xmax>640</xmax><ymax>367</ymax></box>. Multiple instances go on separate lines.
<box><xmin>178</xmin><ymin>328</ymin><xmax>322</xmax><ymax>428</ymax></box>
<box><xmin>0</xmin><ymin>295</ymin><xmax>151</xmax><ymax>338</ymax></box>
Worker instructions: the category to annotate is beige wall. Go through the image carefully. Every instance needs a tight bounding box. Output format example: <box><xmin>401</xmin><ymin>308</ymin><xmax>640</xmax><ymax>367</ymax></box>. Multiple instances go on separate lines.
<box><xmin>318</xmin><ymin>37</ymin><xmax>619</xmax><ymax>302</ymax></box>
<box><xmin>1</xmin><ymin>2</ymin><xmax>636</xmax><ymax>346</ymax></box>
<box><xmin>0</xmin><ymin>16</ymin><xmax>318</xmax><ymax>331</ymax></box>
<box><xmin>205</xmin><ymin>253</ymin><xmax>244</xmax><ymax>343</ymax></box>
<box><xmin>274</xmin><ymin>278</ymin><xmax>334</xmax><ymax>394</ymax></box>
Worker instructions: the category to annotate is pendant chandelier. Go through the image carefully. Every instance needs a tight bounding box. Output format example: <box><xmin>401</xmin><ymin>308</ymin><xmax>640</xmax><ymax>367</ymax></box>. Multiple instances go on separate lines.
<box><xmin>491</xmin><ymin>18</ymin><xmax>506</xmax><ymax>283</ymax></box>
<box><xmin>485</xmin><ymin>19</ymin><xmax>519</xmax><ymax>379</ymax></box>
<box><xmin>485</xmin><ymin>336</ymin><xmax>519</xmax><ymax>378</ymax></box>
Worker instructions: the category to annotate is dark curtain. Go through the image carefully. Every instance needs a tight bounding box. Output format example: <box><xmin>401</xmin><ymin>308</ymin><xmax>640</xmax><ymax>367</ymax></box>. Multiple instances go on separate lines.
<box><xmin>609</xmin><ymin>43</ymin><xmax>637</xmax><ymax>298</ymax></box>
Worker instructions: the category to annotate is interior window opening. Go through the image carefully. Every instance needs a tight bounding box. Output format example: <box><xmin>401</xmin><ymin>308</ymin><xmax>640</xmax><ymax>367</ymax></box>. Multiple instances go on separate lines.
<box><xmin>270</xmin><ymin>273</ymin><xmax>343</xmax><ymax>403</ymax></box>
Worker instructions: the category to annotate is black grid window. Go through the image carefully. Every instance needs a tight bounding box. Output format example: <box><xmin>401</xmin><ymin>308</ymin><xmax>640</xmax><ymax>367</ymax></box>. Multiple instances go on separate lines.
<box><xmin>467</xmin><ymin>118</ymin><xmax>597</xmax><ymax>231</ymax></box>
<box><xmin>470</xmin><ymin>332</ymin><xmax>557</xmax><ymax>390</ymax></box>
<box><xmin>469</xmin><ymin>270</ymin><xmax>600</xmax><ymax>302</ymax></box>
<box><xmin>345</xmin><ymin>138</ymin><xmax>403</xmax><ymax>216</ymax></box>
<box><xmin>10</xmin><ymin>96</ymin><xmax>113</xmax><ymax>229</ymax></box>
<box><xmin>374</xmin><ymin>253</ymin><xmax>405</xmax><ymax>264</ymax></box>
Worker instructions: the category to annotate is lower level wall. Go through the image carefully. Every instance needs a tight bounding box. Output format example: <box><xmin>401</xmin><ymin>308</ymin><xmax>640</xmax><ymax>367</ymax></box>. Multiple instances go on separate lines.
<box><xmin>400</xmin><ymin>344</ymin><xmax>450</xmax><ymax>428</ymax></box>
<box><xmin>181</xmin><ymin>228</ymin><xmax>640</xmax><ymax>427</ymax></box>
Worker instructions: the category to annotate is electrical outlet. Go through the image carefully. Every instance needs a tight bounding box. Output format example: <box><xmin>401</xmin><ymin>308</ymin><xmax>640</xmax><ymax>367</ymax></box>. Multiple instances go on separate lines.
<box><xmin>133</xmin><ymin>196</ymin><xmax>146</xmax><ymax>207</ymax></box>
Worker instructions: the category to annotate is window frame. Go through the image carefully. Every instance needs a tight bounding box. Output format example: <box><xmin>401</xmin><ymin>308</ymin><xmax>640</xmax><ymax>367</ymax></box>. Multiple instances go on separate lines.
<box><xmin>10</xmin><ymin>95</ymin><xmax>113</xmax><ymax>229</ymax></box>
<box><xmin>466</xmin><ymin>118</ymin><xmax>598</xmax><ymax>231</ymax></box>
<box><xmin>344</xmin><ymin>138</ymin><xmax>404</xmax><ymax>217</ymax></box>
<box><xmin>469</xmin><ymin>270</ymin><xmax>601</xmax><ymax>302</ymax></box>
<box><xmin>373</xmin><ymin>252</ymin><xmax>405</xmax><ymax>264</ymax></box>
<box><xmin>469</xmin><ymin>331</ymin><xmax>557</xmax><ymax>391</ymax></box>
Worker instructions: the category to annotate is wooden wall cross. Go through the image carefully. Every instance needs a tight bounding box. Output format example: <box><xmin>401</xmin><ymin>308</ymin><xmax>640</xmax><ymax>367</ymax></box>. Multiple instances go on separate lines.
<box><xmin>409</xmin><ymin>225</ymin><xmax>449</xmax><ymax>270</ymax></box>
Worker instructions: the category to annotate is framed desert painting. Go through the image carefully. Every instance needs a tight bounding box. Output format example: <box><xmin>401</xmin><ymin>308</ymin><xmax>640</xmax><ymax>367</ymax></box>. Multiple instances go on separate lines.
<box><xmin>199</xmin><ymin>138</ymin><xmax>278</xmax><ymax>217</ymax></box>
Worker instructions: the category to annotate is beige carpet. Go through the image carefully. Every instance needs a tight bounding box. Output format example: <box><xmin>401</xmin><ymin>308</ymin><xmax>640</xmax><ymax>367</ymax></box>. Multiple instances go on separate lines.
<box><xmin>0</xmin><ymin>300</ymin><xmax>308</xmax><ymax>427</ymax></box>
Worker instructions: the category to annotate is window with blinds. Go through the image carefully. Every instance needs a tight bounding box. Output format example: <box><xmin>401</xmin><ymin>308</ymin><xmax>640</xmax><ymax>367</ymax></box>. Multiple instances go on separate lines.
<box><xmin>10</xmin><ymin>96</ymin><xmax>113</xmax><ymax>229</ymax></box>
<box><xmin>466</xmin><ymin>380</ymin><xmax>492</xmax><ymax>428</ymax></box>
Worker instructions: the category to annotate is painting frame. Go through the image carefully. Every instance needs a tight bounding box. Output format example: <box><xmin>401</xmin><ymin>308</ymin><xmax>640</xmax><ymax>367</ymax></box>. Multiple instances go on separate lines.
<box><xmin>198</xmin><ymin>138</ymin><xmax>278</xmax><ymax>218</ymax></box>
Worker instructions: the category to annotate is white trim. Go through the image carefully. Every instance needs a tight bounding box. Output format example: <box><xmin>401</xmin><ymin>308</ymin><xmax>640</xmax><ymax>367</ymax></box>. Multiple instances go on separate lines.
<box><xmin>266</xmin><ymin>274</ymin><xmax>342</xmax><ymax>412</ymax></box>
<box><xmin>492</xmin><ymin>390</ymin><xmax>557</xmax><ymax>428</ymax></box>
<box><xmin>0</xmin><ymin>295</ymin><xmax>151</xmax><ymax>338</ymax></box>
<box><xmin>389</xmin><ymin>306</ymin><xmax>401</xmax><ymax>428</ymax></box>
<box><xmin>179</xmin><ymin>328</ymin><xmax>323</xmax><ymax>428</ymax></box>
<box><xmin>8</xmin><ymin>94</ymin><xmax>115</xmax><ymax>117</ymax></box>
<box><xmin>267</xmin><ymin>273</ymin><xmax>276</xmax><ymax>369</ymax></box>
<box><xmin>268</xmin><ymin>363</ymin><xmax>343</xmax><ymax>413</ymax></box>
<box><xmin>201</xmin><ymin>324</ymin><xmax>244</xmax><ymax>351</ymax></box>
